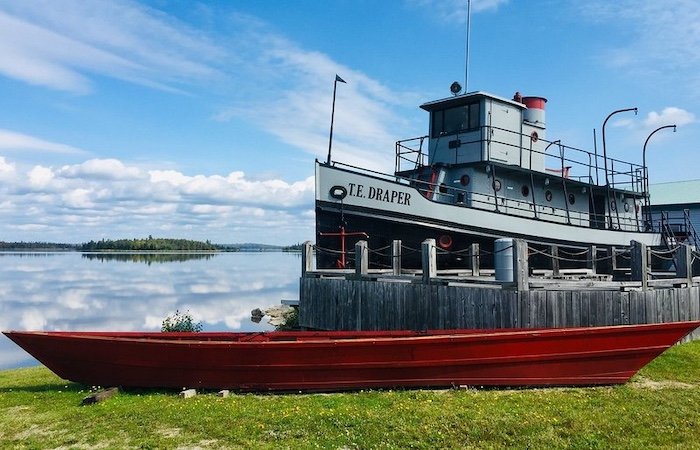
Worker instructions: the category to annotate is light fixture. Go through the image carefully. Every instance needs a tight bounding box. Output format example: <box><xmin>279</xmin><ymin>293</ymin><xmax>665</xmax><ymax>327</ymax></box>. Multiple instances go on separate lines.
<box><xmin>450</xmin><ymin>81</ymin><xmax>462</xmax><ymax>96</ymax></box>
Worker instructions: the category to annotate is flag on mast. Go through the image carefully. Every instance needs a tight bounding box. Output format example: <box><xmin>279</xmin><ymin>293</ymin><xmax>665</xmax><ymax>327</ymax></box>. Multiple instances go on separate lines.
<box><xmin>335</xmin><ymin>74</ymin><xmax>346</xmax><ymax>84</ymax></box>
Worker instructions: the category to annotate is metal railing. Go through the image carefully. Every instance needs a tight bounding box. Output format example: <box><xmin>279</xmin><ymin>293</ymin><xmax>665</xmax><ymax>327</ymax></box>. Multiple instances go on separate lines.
<box><xmin>395</xmin><ymin>125</ymin><xmax>646</xmax><ymax>194</ymax></box>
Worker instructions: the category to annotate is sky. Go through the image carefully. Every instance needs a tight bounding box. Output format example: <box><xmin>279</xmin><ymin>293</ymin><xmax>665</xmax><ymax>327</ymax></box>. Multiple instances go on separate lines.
<box><xmin>0</xmin><ymin>0</ymin><xmax>699</xmax><ymax>245</ymax></box>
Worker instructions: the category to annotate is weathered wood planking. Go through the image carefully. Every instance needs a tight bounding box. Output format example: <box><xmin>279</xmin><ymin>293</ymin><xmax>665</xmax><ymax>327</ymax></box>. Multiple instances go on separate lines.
<box><xmin>300</xmin><ymin>277</ymin><xmax>700</xmax><ymax>340</ymax></box>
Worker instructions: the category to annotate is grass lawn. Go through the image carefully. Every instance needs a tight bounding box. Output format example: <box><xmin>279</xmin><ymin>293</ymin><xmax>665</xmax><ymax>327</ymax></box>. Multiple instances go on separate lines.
<box><xmin>1</xmin><ymin>341</ymin><xmax>700</xmax><ymax>449</ymax></box>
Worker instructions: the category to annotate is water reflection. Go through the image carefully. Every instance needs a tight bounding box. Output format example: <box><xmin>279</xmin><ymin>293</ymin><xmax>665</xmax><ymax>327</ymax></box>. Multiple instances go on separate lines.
<box><xmin>82</xmin><ymin>252</ymin><xmax>218</xmax><ymax>264</ymax></box>
<box><xmin>0</xmin><ymin>252</ymin><xmax>301</xmax><ymax>369</ymax></box>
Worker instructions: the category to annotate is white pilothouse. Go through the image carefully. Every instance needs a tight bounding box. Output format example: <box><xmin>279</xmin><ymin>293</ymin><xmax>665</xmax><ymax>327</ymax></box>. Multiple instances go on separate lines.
<box><xmin>315</xmin><ymin>88</ymin><xmax>685</xmax><ymax>269</ymax></box>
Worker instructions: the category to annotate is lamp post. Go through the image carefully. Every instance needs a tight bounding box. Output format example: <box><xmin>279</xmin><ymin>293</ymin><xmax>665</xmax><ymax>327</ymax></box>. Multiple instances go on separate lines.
<box><xmin>642</xmin><ymin>124</ymin><xmax>676</xmax><ymax>227</ymax></box>
<box><xmin>601</xmin><ymin>107</ymin><xmax>637</xmax><ymax>230</ymax></box>
<box><xmin>601</xmin><ymin>107</ymin><xmax>637</xmax><ymax>187</ymax></box>
<box><xmin>326</xmin><ymin>74</ymin><xmax>346</xmax><ymax>165</ymax></box>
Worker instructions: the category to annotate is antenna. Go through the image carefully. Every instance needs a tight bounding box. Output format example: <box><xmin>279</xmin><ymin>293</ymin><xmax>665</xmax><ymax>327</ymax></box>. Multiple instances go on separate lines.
<box><xmin>464</xmin><ymin>0</ymin><xmax>471</xmax><ymax>91</ymax></box>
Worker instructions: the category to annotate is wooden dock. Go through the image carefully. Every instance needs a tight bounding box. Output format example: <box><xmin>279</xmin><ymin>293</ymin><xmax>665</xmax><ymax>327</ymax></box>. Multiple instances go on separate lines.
<box><xmin>298</xmin><ymin>239</ymin><xmax>700</xmax><ymax>341</ymax></box>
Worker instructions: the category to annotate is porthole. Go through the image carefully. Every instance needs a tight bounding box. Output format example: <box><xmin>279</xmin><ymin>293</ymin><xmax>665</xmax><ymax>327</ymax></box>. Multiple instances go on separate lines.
<box><xmin>492</xmin><ymin>179</ymin><xmax>502</xmax><ymax>192</ymax></box>
<box><xmin>568</xmin><ymin>193</ymin><xmax>575</xmax><ymax>205</ymax></box>
<box><xmin>624</xmin><ymin>202</ymin><xmax>630</xmax><ymax>212</ymax></box>
<box><xmin>521</xmin><ymin>185</ymin><xmax>530</xmax><ymax>197</ymax></box>
<box><xmin>545</xmin><ymin>190</ymin><xmax>553</xmax><ymax>202</ymax></box>
<box><xmin>610</xmin><ymin>201</ymin><xmax>617</xmax><ymax>211</ymax></box>
<box><xmin>460</xmin><ymin>174</ymin><xmax>470</xmax><ymax>186</ymax></box>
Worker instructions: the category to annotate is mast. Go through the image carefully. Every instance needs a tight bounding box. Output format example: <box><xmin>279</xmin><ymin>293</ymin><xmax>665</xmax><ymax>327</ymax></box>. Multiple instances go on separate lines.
<box><xmin>464</xmin><ymin>0</ymin><xmax>471</xmax><ymax>91</ymax></box>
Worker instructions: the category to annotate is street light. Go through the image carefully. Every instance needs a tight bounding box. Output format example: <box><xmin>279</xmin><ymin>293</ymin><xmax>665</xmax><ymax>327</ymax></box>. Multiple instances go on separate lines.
<box><xmin>642</xmin><ymin>124</ymin><xmax>677</xmax><ymax>227</ymax></box>
<box><xmin>326</xmin><ymin>74</ymin><xmax>346</xmax><ymax>165</ymax></box>
<box><xmin>601</xmin><ymin>107</ymin><xmax>637</xmax><ymax>229</ymax></box>
<box><xmin>602</xmin><ymin>107</ymin><xmax>638</xmax><ymax>186</ymax></box>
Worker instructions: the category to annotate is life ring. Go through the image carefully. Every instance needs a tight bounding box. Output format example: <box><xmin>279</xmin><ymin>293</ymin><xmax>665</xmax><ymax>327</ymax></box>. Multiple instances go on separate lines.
<box><xmin>329</xmin><ymin>185</ymin><xmax>347</xmax><ymax>200</ymax></box>
<box><xmin>438</xmin><ymin>234</ymin><xmax>453</xmax><ymax>250</ymax></box>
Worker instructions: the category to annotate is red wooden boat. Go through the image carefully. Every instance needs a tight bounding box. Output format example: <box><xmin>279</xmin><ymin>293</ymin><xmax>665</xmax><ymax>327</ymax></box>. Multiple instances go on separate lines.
<box><xmin>4</xmin><ymin>321</ymin><xmax>699</xmax><ymax>391</ymax></box>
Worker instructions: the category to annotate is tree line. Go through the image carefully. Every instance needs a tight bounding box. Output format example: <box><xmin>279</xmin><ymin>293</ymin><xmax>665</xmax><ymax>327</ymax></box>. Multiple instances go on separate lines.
<box><xmin>1</xmin><ymin>238</ymin><xmax>303</xmax><ymax>252</ymax></box>
<box><xmin>80</xmin><ymin>237</ymin><xmax>217</xmax><ymax>251</ymax></box>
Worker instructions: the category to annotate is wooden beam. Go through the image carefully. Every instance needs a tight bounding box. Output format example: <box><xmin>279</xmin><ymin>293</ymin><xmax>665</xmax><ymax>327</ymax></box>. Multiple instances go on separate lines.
<box><xmin>302</xmin><ymin>241</ymin><xmax>313</xmax><ymax>277</ymax></box>
<box><xmin>514</xmin><ymin>239</ymin><xmax>529</xmax><ymax>291</ymax></box>
<box><xmin>422</xmin><ymin>239</ymin><xmax>437</xmax><ymax>284</ymax></box>
<box><xmin>470</xmin><ymin>243</ymin><xmax>480</xmax><ymax>276</ymax></box>
<box><xmin>392</xmin><ymin>240</ymin><xmax>402</xmax><ymax>276</ymax></box>
<box><xmin>81</xmin><ymin>387</ymin><xmax>118</xmax><ymax>405</ymax></box>
<box><xmin>355</xmin><ymin>240</ymin><xmax>368</xmax><ymax>276</ymax></box>
<box><xmin>630</xmin><ymin>240</ymin><xmax>648</xmax><ymax>291</ymax></box>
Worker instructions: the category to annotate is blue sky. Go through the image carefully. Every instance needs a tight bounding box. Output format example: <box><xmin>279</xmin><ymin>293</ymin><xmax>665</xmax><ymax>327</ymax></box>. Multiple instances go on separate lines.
<box><xmin>0</xmin><ymin>0</ymin><xmax>698</xmax><ymax>244</ymax></box>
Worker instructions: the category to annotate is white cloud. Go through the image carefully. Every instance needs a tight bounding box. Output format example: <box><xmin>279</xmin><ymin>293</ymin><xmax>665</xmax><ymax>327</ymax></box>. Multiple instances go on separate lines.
<box><xmin>644</xmin><ymin>107</ymin><xmax>695</xmax><ymax>129</ymax></box>
<box><xmin>0</xmin><ymin>129</ymin><xmax>85</xmax><ymax>154</ymax></box>
<box><xmin>580</xmin><ymin>1</ymin><xmax>700</xmax><ymax>94</ymax></box>
<box><xmin>612</xmin><ymin>107</ymin><xmax>694</xmax><ymax>133</ymax></box>
<box><xmin>0</xmin><ymin>3</ymin><xmax>422</xmax><ymax>174</ymax></box>
<box><xmin>0</xmin><ymin>156</ymin><xmax>16</xmax><ymax>179</ymax></box>
<box><xmin>408</xmin><ymin>0</ymin><xmax>509</xmax><ymax>23</ymax></box>
<box><xmin>0</xmin><ymin>1</ymin><xmax>225</xmax><ymax>93</ymax></box>
<box><xmin>27</xmin><ymin>165</ymin><xmax>54</xmax><ymax>188</ymax></box>
<box><xmin>0</xmin><ymin>154</ymin><xmax>315</xmax><ymax>244</ymax></box>
<box><xmin>213</xmin><ymin>21</ymin><xmax>420</xmax><ymax>172</ymax></box>
<box><xmin>59</xmin><ymin>158</ymin><xmax>142</xmax><ymax>180</ymax></box>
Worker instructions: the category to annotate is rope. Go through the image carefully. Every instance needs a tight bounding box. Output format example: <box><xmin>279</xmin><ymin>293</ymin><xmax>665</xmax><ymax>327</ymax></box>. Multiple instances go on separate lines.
<box><xmin>449</xmin><ymin>247</ymin><xmax>473</xmax><ymax>255</ymax></box>
<box><xmin>652</xmin><ymin>253</ymin><xmax>676</xmax><ymax>261</ymax></box>
<box><xmin>368</xmin><ymin>245</ymin><xmax>392</xmax><ymax>258</ymax></box>
<box><xmin>314</xmin><ymin>246</ymin><xmax>356</xmax><ymax>256</ymax></box>
<box><xmin>528</xmin><ymin>245</ymin><xmax>622</xmax><ymax>263</ymax></box>
<box><xmin>649</xmin><ymin>246</ymin><xmax>679</xmax><ymax>256</ymax></box>
<box><xmin>558</xmin><ymin>248</ymin><xmax>590</xmax><ymax>257</ymax></box>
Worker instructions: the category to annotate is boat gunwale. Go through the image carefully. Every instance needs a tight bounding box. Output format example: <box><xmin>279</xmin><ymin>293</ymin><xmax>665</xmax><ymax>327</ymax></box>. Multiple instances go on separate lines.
<box><xmin>5</xmin><ymin>321</ymin><xmax>699</xmax><ymax>347</ymax></box>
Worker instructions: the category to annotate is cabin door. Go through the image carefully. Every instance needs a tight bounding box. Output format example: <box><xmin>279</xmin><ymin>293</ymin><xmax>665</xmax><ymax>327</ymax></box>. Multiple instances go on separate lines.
<box><xmin>486</xmin><ymin>101</ymin><xmax>522</xmax><ymax>166</ymax></box>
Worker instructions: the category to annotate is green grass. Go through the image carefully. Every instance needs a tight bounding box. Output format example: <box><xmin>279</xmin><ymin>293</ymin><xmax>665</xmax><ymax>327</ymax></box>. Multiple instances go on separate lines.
<box><xmin>1</xmin><ymin>341</ymin><xmax>700</xmax><ymax>449</ymax></box>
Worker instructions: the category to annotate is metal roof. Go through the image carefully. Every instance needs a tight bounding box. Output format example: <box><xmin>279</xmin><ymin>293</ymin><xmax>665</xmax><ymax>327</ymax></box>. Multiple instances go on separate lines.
<box><xmin>649</xmin><ymin>179</ymin><xmax>700</xmax><ymax>206</ymax></box>
<box><xmin>420</xmin><ymin>91</ymin><xmax>526</xmax><ymax>112</ymax></box>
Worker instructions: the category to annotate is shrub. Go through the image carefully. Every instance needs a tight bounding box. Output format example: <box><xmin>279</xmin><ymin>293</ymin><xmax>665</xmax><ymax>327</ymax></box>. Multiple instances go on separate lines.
<box><xmin>275</xmin><ymin>307</ymin><xmax>299</xmax><ymax>331</ymax></box>
<box><xmin>161</xmin><ymin>310</ymin><xmax>203</xmax><ymax>332</ymax></box>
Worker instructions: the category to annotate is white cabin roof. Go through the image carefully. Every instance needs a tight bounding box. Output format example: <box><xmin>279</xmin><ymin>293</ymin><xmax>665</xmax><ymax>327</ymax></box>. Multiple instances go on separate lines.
<box><xmin>420</xmin><ymin>91</ymin><xmax>526</xmax><ymax>112</ymax></box>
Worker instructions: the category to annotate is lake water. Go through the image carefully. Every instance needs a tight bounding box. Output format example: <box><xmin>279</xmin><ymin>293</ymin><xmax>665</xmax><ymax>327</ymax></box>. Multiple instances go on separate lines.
<box><xmin>0</xmin><ymin>252</ymin><xmax>301</xmax><ymax>369</ymax></box>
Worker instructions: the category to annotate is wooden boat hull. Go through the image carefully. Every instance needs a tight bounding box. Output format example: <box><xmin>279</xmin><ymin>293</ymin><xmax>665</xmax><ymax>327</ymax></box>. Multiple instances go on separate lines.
<box><xmin>4</xmin><ymin>322</ymin><xmax>699</xmax><ymax>391</ymax></box>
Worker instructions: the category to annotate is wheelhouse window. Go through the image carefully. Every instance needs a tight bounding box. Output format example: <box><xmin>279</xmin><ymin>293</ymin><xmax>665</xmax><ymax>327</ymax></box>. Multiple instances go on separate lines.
<box><xmin>431</xmin><ymin>102</ymin><xmax>480</xmax><ymax>138</ymax></box>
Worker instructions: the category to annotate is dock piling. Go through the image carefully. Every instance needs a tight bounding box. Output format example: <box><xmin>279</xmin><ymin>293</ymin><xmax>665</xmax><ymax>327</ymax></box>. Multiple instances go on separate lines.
<box><xmin>422</xmin><ymin>239</ymin><xmax>437</xmax><ymax>284</ymax></box>
<box><xmin>356</xmin><ymin>240</ymin><xmax>368</xmax><ymax>276</ymax></box>
<box><xmin>392</xmin><ymin>240</ymin><xmax>402</xmax><ymax>275</ymax></box>
<box><xmin>630</xmin><ymin>240</ymin><xmax>648</xmax><ymax>290</ymax></box>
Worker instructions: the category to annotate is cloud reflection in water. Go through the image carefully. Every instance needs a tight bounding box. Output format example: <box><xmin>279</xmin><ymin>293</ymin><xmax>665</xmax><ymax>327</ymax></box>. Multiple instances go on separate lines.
<box><xmin>0</xmin><ymin>252</ymin><xmax>300</xmax><ymax>369</ymax></box>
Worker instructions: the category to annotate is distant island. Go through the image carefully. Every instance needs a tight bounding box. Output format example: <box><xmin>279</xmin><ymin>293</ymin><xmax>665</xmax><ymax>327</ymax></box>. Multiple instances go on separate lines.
<box><xmin>0</xmin><ymin>238</ymin><xmax>304</xmax><ymax>252</ymax></box>
<box><xmin>0</xmin><ymin>241</ymin><xmax>76</xmax><ymax>251</ymax></box>
<box><xmin>80</xmin><ymin>237</ymin><xmax>217</xmax><ymax>251</ymax></box>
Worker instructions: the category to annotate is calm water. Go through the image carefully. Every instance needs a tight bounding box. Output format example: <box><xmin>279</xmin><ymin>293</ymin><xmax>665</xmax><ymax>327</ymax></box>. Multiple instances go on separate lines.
<box><xmin>0</xmin><ymin>252</ymin><xmax>301</xmax><ymax>369</ymax></box>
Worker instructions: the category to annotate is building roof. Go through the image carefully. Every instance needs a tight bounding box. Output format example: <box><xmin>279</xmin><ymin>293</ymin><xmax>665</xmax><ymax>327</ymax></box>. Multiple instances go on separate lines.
<box><xmin>649</xmin><ymin>179</ymin><xmax>700</xmax><ymax>206</ymax></box>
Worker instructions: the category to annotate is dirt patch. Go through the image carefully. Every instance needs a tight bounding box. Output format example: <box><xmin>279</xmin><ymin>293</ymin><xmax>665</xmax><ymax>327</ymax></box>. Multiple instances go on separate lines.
<box><xmin>631</xmin><ymin>376</ymin><xmax>696</xmax><ymax>390</ymax></box>
<box><xmin>157</xmin><ymin>427</ymin><xmax>182</xmax><ymax>438</ymax></box>
<box><xmin>175</xmin><ymin>439</ymin><xmax>219</xmax><ymax>450</ymax></box>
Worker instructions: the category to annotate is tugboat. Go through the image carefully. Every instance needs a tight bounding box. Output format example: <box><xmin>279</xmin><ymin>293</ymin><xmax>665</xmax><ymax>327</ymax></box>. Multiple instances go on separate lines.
<box><xmin>315</xmin><ymin>87</ymin><xmax>687</xmax><ymax>269</ymax></box>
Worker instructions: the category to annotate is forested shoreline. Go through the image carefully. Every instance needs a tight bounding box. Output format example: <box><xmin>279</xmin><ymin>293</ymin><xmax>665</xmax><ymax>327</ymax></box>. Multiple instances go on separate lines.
<box><xmin>0</xmin><ymin>238</ymin><xmax>302</xmax><ymax>252</ymax></box>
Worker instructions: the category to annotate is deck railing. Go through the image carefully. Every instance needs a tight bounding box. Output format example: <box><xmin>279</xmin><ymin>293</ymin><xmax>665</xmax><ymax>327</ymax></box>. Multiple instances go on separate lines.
<box><xmin>395</xmin><ymin>126</ymin><xmax>646</xmax><ymax>195</ymax></box>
